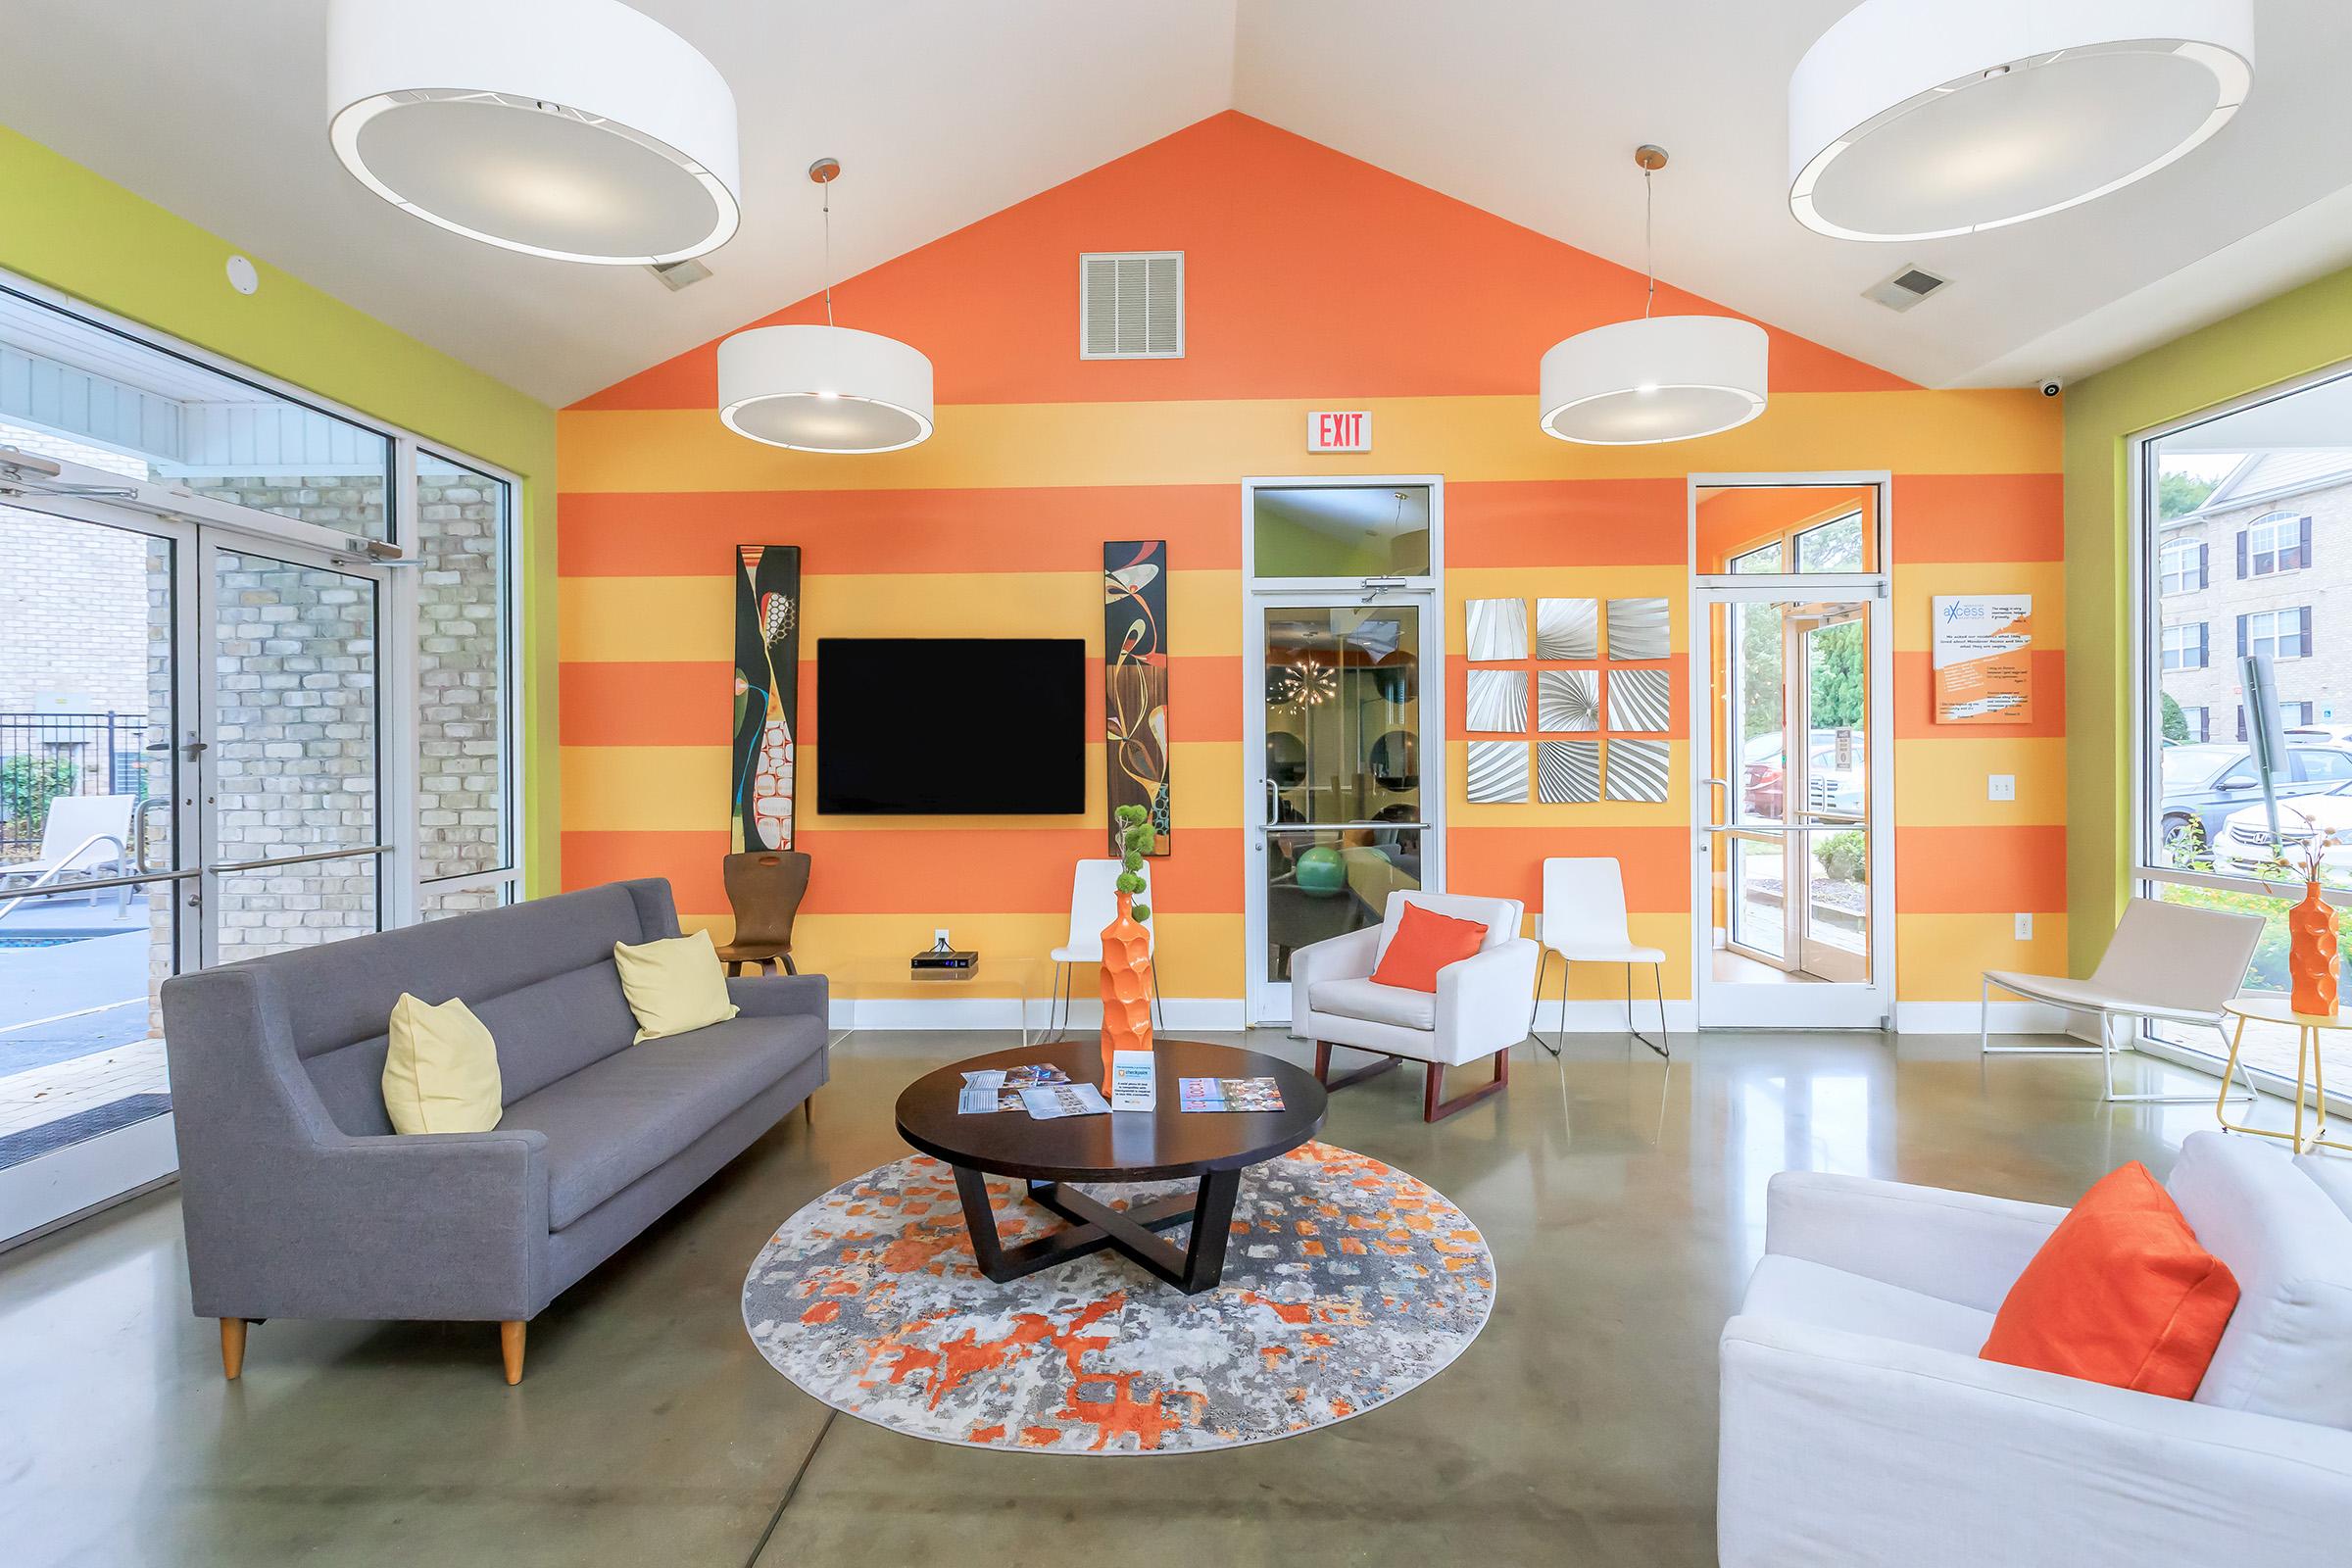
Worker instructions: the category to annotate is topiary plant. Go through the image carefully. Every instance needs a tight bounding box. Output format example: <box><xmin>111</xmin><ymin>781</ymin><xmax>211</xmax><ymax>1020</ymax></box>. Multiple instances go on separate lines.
<box><xmin>1114</xmin><ymin>804</ymin><xmax>1153</xmax><ymax>923</ymax></box>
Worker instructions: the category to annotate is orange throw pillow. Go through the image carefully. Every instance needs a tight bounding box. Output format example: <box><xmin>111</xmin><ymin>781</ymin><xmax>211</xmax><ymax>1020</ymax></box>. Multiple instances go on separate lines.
<box><xmin>1369</xmin><ymin>904</ymin><xmax>1490</xmax><ymax>993</ymax></box>
<box><xmin>1980</xmin><ymin>1161</ymin><xmax>2238</xmax><ymax>1398</ymax></box>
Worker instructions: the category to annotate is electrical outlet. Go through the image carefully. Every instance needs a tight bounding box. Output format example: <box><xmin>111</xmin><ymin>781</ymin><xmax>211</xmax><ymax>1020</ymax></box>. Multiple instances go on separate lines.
<box><xmin>2015</xmin><ymin>912</ymin><xmax>2034</xmax><ymax>941</ymax></box>
<box><xmin>934</xmin><ymin>927</ymin><xmax>952</xmax><ymax>951</ymax></box>
<box><xmin>1987</xmin><ymin>773</ymin><xmax>2016</xmax><ymax>802</ymax></box>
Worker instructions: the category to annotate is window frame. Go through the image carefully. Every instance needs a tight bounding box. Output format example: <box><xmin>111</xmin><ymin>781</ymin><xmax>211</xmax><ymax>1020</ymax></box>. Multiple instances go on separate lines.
<box><xmin>0</xmin><ymin>266</ymin><xmax>528</xmax><ymax>927</ymax></box>
<box><xmin>2129</xmin><ymin>359</ymin><xmax>2352</xmax><ymax>1112</ymax></box>
<box><xmin>2241</xmin><ymin>511</ymin><xmax>2310</xmax><ymax>577</ymax></box>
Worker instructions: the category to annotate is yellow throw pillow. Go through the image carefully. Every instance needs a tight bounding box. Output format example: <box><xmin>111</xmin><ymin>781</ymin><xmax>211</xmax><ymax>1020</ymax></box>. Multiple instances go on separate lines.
<box><xmin>613</xmin><ymin>928</ymin><xmax>741</xmax><ymax>1043</ymax></box>
<box><xmin>382</xmin><ymin>994</ymin><xmax>503</xmax><ymax>1136</ymax></box>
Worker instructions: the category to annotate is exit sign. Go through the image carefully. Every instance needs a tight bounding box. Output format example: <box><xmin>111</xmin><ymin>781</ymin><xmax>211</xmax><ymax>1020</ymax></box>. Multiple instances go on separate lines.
<box><xmin>1307</xmin><ymin>411</ymin><xmax>1371</xmax><ymax>452</ymax></box>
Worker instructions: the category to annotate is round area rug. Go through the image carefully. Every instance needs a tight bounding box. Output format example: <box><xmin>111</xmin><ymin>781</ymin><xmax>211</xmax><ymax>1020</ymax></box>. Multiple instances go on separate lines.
<box><xmin>742</xmin><ymin>1141</ymin><xmax>1493</xmax><ymax>1454</ymax></box>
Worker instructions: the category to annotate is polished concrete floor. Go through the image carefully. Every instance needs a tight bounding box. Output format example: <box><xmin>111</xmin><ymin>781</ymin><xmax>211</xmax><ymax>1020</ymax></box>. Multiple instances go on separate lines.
<box><xmin>0</xmin><ymin>1027</ymin><xmax>2314</xmax><ymax>1568</ymax></box>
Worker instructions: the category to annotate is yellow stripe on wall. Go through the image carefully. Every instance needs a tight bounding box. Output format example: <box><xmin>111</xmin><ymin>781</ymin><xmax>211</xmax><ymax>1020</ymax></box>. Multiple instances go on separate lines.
<box><xmin>559</xmin><ymin>390</ymin><xmax>2061</xmax><ymax>495</ymax></box>
<box><xmin>1892</xmin><ymin>738</ymin><xmax>2068</xmax><ymax>826</ymax></box>
<box><xmin>683</xmin><ymin>911</ymin><xmax>1249</xmax><ymax>996</ymax></box>
<box><xmin>560</xmin><ymin>570</ymin><xmax>1243</xmax><ymax>663</ymax></box>
<box><xmin>1896</xmin><ymin>911</ymin><xmax>2072</xmax><ymax>1000</ymax></box>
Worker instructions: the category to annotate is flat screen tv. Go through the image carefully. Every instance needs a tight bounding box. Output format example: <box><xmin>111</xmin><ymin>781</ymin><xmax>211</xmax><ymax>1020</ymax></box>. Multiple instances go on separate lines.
<box><xmin>815</xmin><ymin>638</ymin><xmax>1088</xmax><ymax>815</ymax></box>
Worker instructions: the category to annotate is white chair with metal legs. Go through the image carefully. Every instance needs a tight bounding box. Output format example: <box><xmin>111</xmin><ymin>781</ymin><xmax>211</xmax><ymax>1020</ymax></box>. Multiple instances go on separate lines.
<box><xmin>1043</xmin><ymin>857</ymin><xmax>1164</xmax><ymax>1041</ymax></box>
<box><xmin>1531</xmin><ymin>857</ymin><xmax>1669</xmax><ymax>1059</ymax></box>
<box><xmin>1980</xmin><ymin>897</ymin><xmax>2265</xmax><ymax>1104</ymax></box>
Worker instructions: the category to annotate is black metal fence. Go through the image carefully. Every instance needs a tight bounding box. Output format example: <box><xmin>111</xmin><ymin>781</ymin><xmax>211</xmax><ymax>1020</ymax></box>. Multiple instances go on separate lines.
<box><xmin>0</xmin><ymin>712</ymin><xmax>153</xmax><ymax>863</ymax></box>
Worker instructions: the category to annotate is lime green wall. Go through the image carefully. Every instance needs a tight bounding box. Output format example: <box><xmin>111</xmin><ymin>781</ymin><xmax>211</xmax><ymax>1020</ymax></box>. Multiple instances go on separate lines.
<box><xmin>2066</xmin><ymin>264</ymin><xmax>2352</xmax><ymax>974</ymax></box>
<box><xmin>0</xmin><ymin>125</ymin><xmax>560</xmax><ymax>893</ymax></box>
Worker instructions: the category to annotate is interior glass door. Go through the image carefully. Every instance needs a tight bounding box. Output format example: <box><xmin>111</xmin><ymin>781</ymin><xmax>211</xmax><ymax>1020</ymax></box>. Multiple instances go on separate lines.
<box><xmin>1696</xmin><ymin>586</ymin><xmax>1890</xmax><ymax>1027</ymax></box>
<box><xmin>1247</xmin><ymin>601</ymin><xmax>1430</xmax><ymax>1023</ymax></box>
<box><xmin>199</xmin><ymin>543</ymin><xmax>388</xmax><ymax>964</ymax></box>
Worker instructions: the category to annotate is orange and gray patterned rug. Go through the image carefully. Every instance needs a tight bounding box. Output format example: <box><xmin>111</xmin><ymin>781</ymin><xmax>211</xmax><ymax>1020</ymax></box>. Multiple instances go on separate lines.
<box><xmin>742</xmin><ymin>1140</ymin><xmax>1494</xmax><ymax>1454</ymax></box>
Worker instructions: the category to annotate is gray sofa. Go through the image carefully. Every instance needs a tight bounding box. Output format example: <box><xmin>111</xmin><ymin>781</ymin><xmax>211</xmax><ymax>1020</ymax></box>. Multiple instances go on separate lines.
<box><xmin>161</xmin><ymin>879</ymin><xmax>827</xmax><ymax>1384</ymax></box>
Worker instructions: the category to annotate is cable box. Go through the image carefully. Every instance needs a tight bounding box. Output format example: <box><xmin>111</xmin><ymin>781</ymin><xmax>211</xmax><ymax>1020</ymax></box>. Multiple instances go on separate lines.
<box><xmin>910</xmin><ymin>950</ymin><xmax>978</xmax><ymax>974</ymax></box>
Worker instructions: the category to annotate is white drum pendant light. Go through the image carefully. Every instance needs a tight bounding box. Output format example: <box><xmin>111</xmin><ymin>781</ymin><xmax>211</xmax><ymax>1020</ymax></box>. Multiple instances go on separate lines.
<box><xmin>1540</xmin><ymin>147</ymin><xmax>1768</xmax><ymax>447</ymax></box>
<box><xmin>326</xmin><ymin>0</ymin><xmax>741</xmax><ymax>265</ymax></box>
<box><xmin>1789</xmin><ymin>0</ymin><xmax>2254</xmax><ymax>242</ymax></box>
<box><xmin>718</xmin><ymin>160</ymin><xmax>935</xmax><ymax>454</ymax></box>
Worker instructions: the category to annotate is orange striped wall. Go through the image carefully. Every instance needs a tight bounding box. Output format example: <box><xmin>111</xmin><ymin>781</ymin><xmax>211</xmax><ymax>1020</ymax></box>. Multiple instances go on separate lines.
<box><xmin>556</xmin><ymin>112</ymin><xmax>2066</xmax><ymax>1006</ymax></box>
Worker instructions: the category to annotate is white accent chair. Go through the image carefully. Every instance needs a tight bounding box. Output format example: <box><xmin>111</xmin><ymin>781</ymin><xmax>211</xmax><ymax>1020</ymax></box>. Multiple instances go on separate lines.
<box><xmin>1719</xmin><ymin>1131</ymin><xmax>2352</xmax><ymax>1566</ymax></box>
<box><xmin>0</xmin><ymin>792</ymin><xmax>137</xmax><ymax>913</ymax></box>
<box><xmin>1044</xmin><ymin>857</ymin><xmax>1161</xmax><ymax>1040</ymax></box>
<box><xmin>1534</xmin><ymin>857</ymin><xmax>1668</xmax><ymax>1058</ymax></box>
<box><xmin>1981</xmin><ymin>897</ymin><xmax>2264</xmax><ymax>1103</ymax></box>
<box><xmin>1291</xmin><ymin>890</ymin><xmax>1540</xmax><ymax>1122</ymax></box>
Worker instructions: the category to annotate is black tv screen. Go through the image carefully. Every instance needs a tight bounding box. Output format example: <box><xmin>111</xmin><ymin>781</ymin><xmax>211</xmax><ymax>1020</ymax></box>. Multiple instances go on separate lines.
<box><xmin>815</xmin><ymin>638</ymin><xmax>1088</xmax><ymax>814</ymax></box>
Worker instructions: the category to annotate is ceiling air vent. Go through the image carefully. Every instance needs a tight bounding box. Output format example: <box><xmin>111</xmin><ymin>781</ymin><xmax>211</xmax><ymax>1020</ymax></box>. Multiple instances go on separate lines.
<box><xmin>1081</xmin><ymin>252</ymin><xmax>1184</xmax><ymax>359</ymax></box>
<box><xmin>1863</xmin><ymin>264</ymin><xmax>1950</xmax><ymax>313</ymax></box>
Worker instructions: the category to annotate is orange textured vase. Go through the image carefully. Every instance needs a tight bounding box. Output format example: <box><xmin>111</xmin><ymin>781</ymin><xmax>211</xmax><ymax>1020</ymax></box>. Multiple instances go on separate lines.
<box><xmin>1099</xmin><ymin>891</ymin><xmax>1154</xmax><ymax>1085</ymax></box>
<box><xmin>2289</xmin><ymin>879</ymin><xmax>2340</xmax><ymax>1017</ymax></box>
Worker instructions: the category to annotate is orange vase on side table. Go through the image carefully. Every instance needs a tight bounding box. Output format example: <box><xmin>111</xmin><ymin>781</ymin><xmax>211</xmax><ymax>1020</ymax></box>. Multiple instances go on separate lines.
<box><xmin>1099</xmin><ymin>891</ymin><xmax>1154</xmax><ymax>1086</ymax></box>
<box><xmin>2289</xmin><ymin>879</ymin><xmax>2340</xmax><ymax>1018</ymax></box>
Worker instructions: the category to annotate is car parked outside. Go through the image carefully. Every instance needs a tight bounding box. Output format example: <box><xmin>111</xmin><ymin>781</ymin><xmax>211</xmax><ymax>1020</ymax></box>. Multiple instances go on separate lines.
<box><xmin>2158</xmin><ymin>742</ymin><xmax>2352</xmax><ymax>862</ymax></box>
<box><xmin>2212</xmin><ymin>782</ymin><xmax>2352</xmax><ymax>882</ymax></box>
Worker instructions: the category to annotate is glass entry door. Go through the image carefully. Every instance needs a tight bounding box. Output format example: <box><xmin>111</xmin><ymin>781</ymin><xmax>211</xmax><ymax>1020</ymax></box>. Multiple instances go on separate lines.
<box><xmin>1695</xmin><ymin>587</ymin><xmax>1891</xmax><ymax>1027</ymax></box>
<box><xmin>0</xmin><ymin>476</ymin><xmax>389</xmax><ymax>1244</ymax></box>
<box><xmin>1246</xmin><ymin>600</ymin><xmax>1435</xmax><ymax>1023</ymax></box>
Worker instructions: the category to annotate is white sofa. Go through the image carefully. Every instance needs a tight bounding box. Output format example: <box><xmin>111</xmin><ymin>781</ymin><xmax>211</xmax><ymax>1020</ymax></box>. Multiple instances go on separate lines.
<box><xmin>1290</xmin><ymin>890</ymin><xmax>1539</xmax><ymax>1121</ymax></box>
<box><xmin>1719</xmin><ymin>1132</ymin><xmax>2352</xmax><ymax>1566</ymax></box>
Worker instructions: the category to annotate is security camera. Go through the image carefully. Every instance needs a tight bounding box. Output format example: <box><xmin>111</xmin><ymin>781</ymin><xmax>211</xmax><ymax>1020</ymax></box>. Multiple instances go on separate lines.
<box><xmin>2038</xmin><ymin>377</ymin><xmax>2063</xmax><ymax>397</ymax></box>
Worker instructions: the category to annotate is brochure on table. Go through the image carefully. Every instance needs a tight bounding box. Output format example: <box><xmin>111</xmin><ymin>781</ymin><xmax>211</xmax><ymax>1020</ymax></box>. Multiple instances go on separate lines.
<box><xmin>1179</xmin><ymin>1076</ymin><xmax>1286</xmax><ymax>1112</ymax></box>
<box><xmin>1108</xmin><ymin>1050</ymin><xmax>1156</xmax><ymax>1111</ymax></box>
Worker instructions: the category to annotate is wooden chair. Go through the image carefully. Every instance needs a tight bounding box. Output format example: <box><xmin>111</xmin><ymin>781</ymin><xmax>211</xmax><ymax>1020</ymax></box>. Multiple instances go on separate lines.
<box><xmin>713</xmin><ymin>850</ymin><xmax>810</xmax><ymax>976</ymax></box>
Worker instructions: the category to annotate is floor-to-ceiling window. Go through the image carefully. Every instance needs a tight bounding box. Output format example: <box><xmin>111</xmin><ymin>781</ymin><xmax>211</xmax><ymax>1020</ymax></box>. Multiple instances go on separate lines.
<box><xmin>0</xmin><ymin>275</ymin><xmax>523</xmax><ymax>1243</ymax></box>
<box><xmin>2134</xmin><ymin>365</ymin><xmax>2352</xmax><ymax>1093</ymax></box>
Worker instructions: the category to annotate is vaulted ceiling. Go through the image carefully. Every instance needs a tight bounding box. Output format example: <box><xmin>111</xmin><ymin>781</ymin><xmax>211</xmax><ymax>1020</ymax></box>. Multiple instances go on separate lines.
<box><xmin>9</xmin><ymin>1</ymin><xmax>2352</xmax><ymax>406</ymax></box>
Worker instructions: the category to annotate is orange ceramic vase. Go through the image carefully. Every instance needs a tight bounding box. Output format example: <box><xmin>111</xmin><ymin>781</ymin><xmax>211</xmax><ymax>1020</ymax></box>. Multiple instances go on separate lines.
<box><xmin>2289</xmin><ymin>879</ymin><xmax>2340</xmax><ymax>1017</ymax></box>
<box><xmin>1099</xmin><ymin>891</ymin><xmax>1154</xmax><ymax>1085</ymax></box>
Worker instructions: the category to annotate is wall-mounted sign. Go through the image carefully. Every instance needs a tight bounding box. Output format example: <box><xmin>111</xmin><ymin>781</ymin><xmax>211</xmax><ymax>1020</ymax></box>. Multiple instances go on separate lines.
<box><xmin>1932</xmin><ymin>594</ymin><xmax>2034</xmax><ymax>724</ymax></box>
<box><xmin>1307</xmin><ymin>411</ymin><xmax>1371</xmax><ymax>452</ymax></box>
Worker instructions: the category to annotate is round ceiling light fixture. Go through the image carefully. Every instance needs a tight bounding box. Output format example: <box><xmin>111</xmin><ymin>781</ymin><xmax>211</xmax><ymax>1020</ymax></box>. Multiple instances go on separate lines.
<box><xmin>1540</xmin><ymin>147</ymin><xmax>1769</xmax><ymax>447</ymax></box>
<box><xmin>717</xmin><ymin>161</ymin><xmax>936</xmax><ymax>455</ymax></box>
<box><xmin>326</xmin><ymin>0</ymin><xmax>741</xmax><ymax>265</ymax></box>
<box><xmin>1789</xmin><ymin>0</ymin><xmax>2255</xmax><ymax>242</ymax></box>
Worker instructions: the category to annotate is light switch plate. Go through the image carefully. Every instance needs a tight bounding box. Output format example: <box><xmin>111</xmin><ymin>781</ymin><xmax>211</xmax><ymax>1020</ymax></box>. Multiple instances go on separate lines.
<box><xmin>1988</xmin><ymin>773</ymin><xmax>2016</xmax><ymax>802</ymax></box>
<box><xmin>2015</xmin><ymin>912</ymin><xmax>2034</xmax><ymax>940</ymax></box>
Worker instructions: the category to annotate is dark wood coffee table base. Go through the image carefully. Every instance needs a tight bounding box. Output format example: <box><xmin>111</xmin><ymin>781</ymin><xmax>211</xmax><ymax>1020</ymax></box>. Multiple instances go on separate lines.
<box><xmin>951</xmin><ymin>1164</ymin><xmax>1243</xmax><ymax>1296</ymax></box>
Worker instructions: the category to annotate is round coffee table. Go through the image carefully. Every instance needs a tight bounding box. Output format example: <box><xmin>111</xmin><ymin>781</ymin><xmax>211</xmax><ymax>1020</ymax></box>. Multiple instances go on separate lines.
<box><xmin>895</xmin><ymin>1039</ymin><xmax>1327</xmax><ymax>1295</ymax></box>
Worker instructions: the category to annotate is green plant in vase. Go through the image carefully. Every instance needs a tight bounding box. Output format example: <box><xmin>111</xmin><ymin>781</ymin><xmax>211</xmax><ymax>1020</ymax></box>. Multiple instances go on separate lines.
<box><xmin>1101</xmin><ymin>804</ymin><xmax>1156</xmax><ymax>1074</ymax></box>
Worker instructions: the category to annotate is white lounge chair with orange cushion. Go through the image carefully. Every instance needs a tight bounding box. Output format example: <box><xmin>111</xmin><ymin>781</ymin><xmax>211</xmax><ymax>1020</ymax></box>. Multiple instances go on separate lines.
<box><xmin>1980</xmin><ymin>897</ymin><xmax>2264</xmax><ymax>1103</ymax></box>
<box><xmin>1718</xmin><ymin>1131</ymin><xmax>2352</xmax><ymax>1566</ymax></box>
<box><xmin>1291</xmin><ymin>890</ymin><xmax>1540</xmax><ymax>1122</ymax></box>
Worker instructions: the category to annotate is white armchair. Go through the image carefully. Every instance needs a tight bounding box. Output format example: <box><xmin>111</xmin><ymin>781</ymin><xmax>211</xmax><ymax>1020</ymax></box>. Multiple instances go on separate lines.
<box><xmin>1719</xmin><ymin>1132</ymin><xmax>2352</xmax><ymax>1566</ymax></box>
<box><xmin>1290</xmin><ymin>891</ymin><xmax>1539</xmax><ymax>1121</ymax></box>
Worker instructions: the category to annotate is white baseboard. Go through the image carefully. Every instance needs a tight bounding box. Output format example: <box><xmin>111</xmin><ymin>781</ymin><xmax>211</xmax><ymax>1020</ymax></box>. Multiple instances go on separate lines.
<box><xmin>1890</xmin><ymin>1000</ymin><xmax>2076</xmax><ymax>1036</ymax></box>
<box><xmin>829</xmin><ymin>997</ymin><xmax>1247</xmax><ymax>1034</ymax></box>
<box><xmin>825</xmin><ymin>996</ymin><xmax>2080</xmax><ymax>1037</ymax></box>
